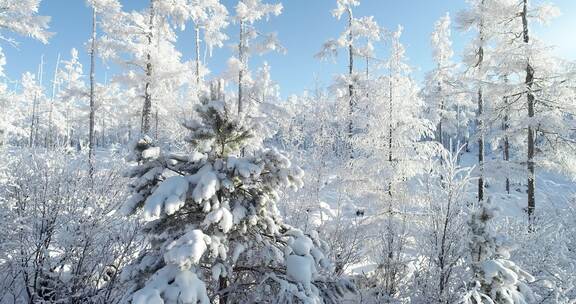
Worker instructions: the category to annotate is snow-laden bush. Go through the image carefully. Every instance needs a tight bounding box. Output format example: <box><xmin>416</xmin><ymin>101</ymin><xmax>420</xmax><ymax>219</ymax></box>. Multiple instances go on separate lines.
<box><xmin>121</xmin><ymin>98</ymin><xmax>355</xmax><ymax>303</ymax></box>
<box><xmin>0</xmin><ymin>148</ymin><xmax>140</xmax><ymax>303</ymax></box>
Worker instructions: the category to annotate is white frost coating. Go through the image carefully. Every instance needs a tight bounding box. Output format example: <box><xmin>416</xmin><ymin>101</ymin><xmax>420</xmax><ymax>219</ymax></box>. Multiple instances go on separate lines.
<box><xmin>143</xmin><ymin>176</ymin><xmax>189</xmax><ymax>221</ymax></box>
<box><xmin>227</xmin><ymin>156</ymin><xmax>262</xmax><ymax>178</ymax></box>
<box><xmin>232</xmin><ymin>243</ymin><xmax>246</xmax><ymax>263</ymax></box>
<box><xmin>164</xmin><ymin>230</ymin><xmax>209</xmax><ymax>267</ymax></box>
<box><xmin>211</xmin><ymin>263</ymin><xmax>227</xmax><ymax>281</ymax></box>
<box><xmin>174</xmin><ymin>270</ymin><xmax>210</xmax><ymax>304</ymax></box>
<box><xmin>219</xmin><ymin>207</ymin><xmax>234</xmax><ymax>232</ymax></box>
<box><xmin>191</xmin><ymin>165</ymin><xmax>220</xmax><ymax>203</ymax></box>
<box><xmin>132</xmin><ymin>288</ymin><xmax>164</xmax><ymax>304</ymax></box>
<box><xmin>286</xmin><ymin>254</ymin><xmax>316</xmax><ymax>284</ymax></box>
<box><xmin>203</xmin><ymin>207</ymin><xmax>234</xmax><ymax>233</ymax></box>
<box><xmin>232</xmin><ymin>204</ymin><xmax>247</xmax><ymax>224</ymax></box>
<box><xmin>142</xmin><ymin>147</ymin><xmax>161</xmax><ymax>160</ymax></box>
<box><xmin>290</xmin><ymin>236</ymin><xmax>313</xmax><ymax>256</ymax></box>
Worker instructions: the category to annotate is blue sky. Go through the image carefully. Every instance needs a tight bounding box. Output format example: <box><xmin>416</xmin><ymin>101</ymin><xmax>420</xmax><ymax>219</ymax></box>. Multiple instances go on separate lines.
<box><xmin>3</xmin><ymin>0</ymin><xmax>576</xmax><ymax>98</ymax></box>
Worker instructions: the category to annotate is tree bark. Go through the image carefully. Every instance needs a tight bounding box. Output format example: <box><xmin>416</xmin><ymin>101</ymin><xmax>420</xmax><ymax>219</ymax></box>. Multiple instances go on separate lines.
<box><xmin>141</xmin><ymin>0</ymin><xmax>155</xmax><ymax>135</ymax></box>
<box><xmin>348</xmin><ymin>8</ymin><xmax>354</xmax><ymax>143</ymax></box>
<box><xmin>237</xmin><ymin>19</ymin><xmax>245</xmax><ymax>115</ymax></box>
<box><xmin>503</xmin><ymin>88</ymin><xmax>510</xmax><ymax>194</ymax></box>
<box><xmin>29</xmin><ymin>93</ymin><xmax>38</xmax><ymax>148</ymax></box>
<box><xmin>195</xmin><ymin>25</ymin><xmax>201</xmax><ymax>86</ymax></box>
<box><xmin>477</xmin><ymin>87</ymin><xmax>485</xmax><ymax>202</ymax></box>
<box><xmin>47</xmin><ymin>54</ymin><xmax>61</xmax><ymax>149</ymax></box>
<box><xmin>89</xmin><ymin>6</ymin><xmax>97</xmax><ymax>176</ymax></box>
<box><xmin>388</xmin><ymin>74</ymin><xmax>394</xmax><ymax>197</ymax></box>
<box><xmin>522</xmin><ymin>0</ymin><xmax>536</xmax><ymax>226</ymax></box>
<box><xmin>477</xmin><ymin>0</ymin><xmax>486</xmax><ymax>203</ymax></box>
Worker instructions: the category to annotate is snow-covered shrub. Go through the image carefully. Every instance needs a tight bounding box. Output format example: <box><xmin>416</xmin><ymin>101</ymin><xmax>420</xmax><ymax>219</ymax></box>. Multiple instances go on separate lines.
<box><xmin>0</xmin><ymin>148</ymin><xmax>140</xmax><ymax>303</ymax></box>
<box><xmin>121</xmin><ymin>97</ymin><xmax>355</xmax><ymax>303</ymax></box>
<box><xmin>410</xmin><ymin>146</ymin><xmax>472</xmax><ymax>304</ymax></box>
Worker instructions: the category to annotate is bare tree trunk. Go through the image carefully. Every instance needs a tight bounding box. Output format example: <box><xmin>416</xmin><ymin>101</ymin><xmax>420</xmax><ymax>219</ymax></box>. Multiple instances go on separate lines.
<box><xmin>29</xmin><ymin>93</ymin><xmax>38</xmax><ymax>148</ymax></box>
<box><xmin>47</xmin><ymin>54</ymin><xmax>61</xmax><ymax>149</ymax></box>
<box><xmin>237</xmin><ymin>19</ymin><xmax>245</xmax><ymax>115</ymax></box>
<box><xmin>218</xmin><ymin>276</ymin><xmax>228</xmax><ymax>304</ymax></box>
<box><xmin>35</xmin><ymin>55</ymin><xmax>44</xmax><ymax>149</ymax></box>
<box><xmin>347</xmin><ymin>8</ymin><xmax>355</xmax><ymax>158</ymax></box>
<box><xmin>89</xmin><ymin>6</ymin><xmax>97</xmax><ymax>176</ymax></box>
<box><xmin>195</xmin><ymin>25</ymin><xmax>201</xmax><ymax>86</ymax></box>
<box><xmin>388</xmin><ymin>74</ymin><xmax>394</xmax><ymax>197</ymax></box>
<box><xmin>477</xmin><ymin>1</ymin><xmax>486</xmax><ymax>203</ymax></box>
<box><xmin>522</xmin><ymin>0</ymin><xmax>536</xmax><ymax>226</ymax></box>
<box><xmin>154</xmin><ymin>107</ymin><xmax>159</xmax><ymax>140</ymax></box>
<box><xmin>141</xmin><ymin>0</ymin><xmax>155</xmax><ymax>135</ymax></box>
<box><xmin>503</xmin><ymin>92</ymin><xmax>510</xmax><ymax>194</ymax></box>
<box><xmin>477</xmin><ymin>87</ymin><xmax>485</xmax><ymax>202</ymax></box>
<box><xmin>437</xmin><ymin>77</ymin><xmax>445</xmax><ymax>149</ymax></box>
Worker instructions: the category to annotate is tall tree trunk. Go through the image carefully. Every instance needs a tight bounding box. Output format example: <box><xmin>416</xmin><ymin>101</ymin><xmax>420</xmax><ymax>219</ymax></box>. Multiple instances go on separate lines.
<box><xmin>347</xmin><ymin>8</ymin><xmax>355</xmax><ymax>158</ymax></box>
<box><xmin>388</xmin><ymin>74</ymin><xmax>394</xmax><ymax>197</ymax></box>
<box><xmin>195</xmin><ymin>25</ymin><xmax>201</xmax><ymax>86</ymax></box>
<box><xmin>522</xmin><ymin>0</ymin><xmax>536</xmax><ymax>226</ymax></box>
<box><xmin>29</xmin><ymin>93</ymin><xmax>38</xmax><ymax>148</ymax></box>
<box><xmin>47</xmin><ymin>54</ymin><xmax>60</xmax><ymax>149</ymax></box>
<box><xmin>237</xmin><ymin>19</ymin><xmax>245</xmax><ymax>115</ymax></box>
<box><xmin>34</xmin><ymin>55</ymin><xmax>44</xmax><ymax>149</ymax></box>
<box><xmin>477</xmin><ymin>87</ymin><xmax>485</xmax><ymax>202</ymax></box>
<box><xmin>477</xmin><ymin>0</ymin><xmax>486</xmax><ymax>203</ymax></box>
<box><xmin>141</xmin><ymin>0</ymin><xmax>155</xmax><ymax>135</ymax></box>
<box><xmin>89</xmin><ymin>6</ymin><xmax>97</xmax><ymax>176</ymax></box>
<box><xmin>218</xmin><ymin>276</ymin><xmax>228</xmax><ymax>304</ymax></box>
<box><xmin>437</xmin><ymin>78</ymin><xmax>445</xmax><ymax>149</ymax></box>
<box><xmin>503</xmin><ymin>86</ymin><xmax>510</xmax><ymax>194</ymax></box>
<box><xmin>154</xmin><ymin>107</ymin><xmax>159</xmax><ymax>140</ymax></box>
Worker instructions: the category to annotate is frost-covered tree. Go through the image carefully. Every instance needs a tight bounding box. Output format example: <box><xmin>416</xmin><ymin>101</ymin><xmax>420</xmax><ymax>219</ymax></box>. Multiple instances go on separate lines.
<box><xmin>316</xmin><ymin>0</ymin><xmax>381</xmax><ymax>151</ymax></box>
<box><xmin>423</xmin><ymin>13</ymin><xmax>473</xmax><ymax>152</ymax></box>
<box><xmin>57</xmin><ymin>48</ymin><xmax>87</xmax><ymax>148</ymax></box>
<box><xmin>0</xmin><ymin>0</ymin><xmax>52</xmax><ymax>144</ymax></box>
<box><xmin>0</xmin><ymin>0</ymin><xmax>52</xmax><ymax>62</ymax></box>
<box><xmin>85</xmin><ymin>0</ymin><xmax>122</xmax><ymax>172</ymax></box>
<box><xmin>121</xmin><ymin>92</ymin><xmax>354</xmax><ymax>303</ymax></box>
<box><xmin>486</xmin><ymin>0</ymin><xmax>575</xmax><ymax>225</ymax></box>
<box><xmin>99</xmin><ymin>0</ymin><xmax>189</xmax><ymax>137</ymax></box>
<box><xmin>155</xmin><ymin>0</ymin><xmax>229</xmax><ymax>86</ymax></box>
<box><xmin>411</xmin><ymin>147</ymin><xmax>472</xmax><ymax>303</ymax></box>
<box><xmin>457</xmin><ymin>0</ymin><xmax>511</xmax><ymax>202</ymax></box>
<box><xmin>232</xmin><ymin>0</ymin><xmax>284</xmax><ymax>115</ymax></box>
<box><xmin>376</xmin><ymin>25</ymin><xmax>433</xmax><ymax>196</ymax></box>
<box><xmin>462</xmin><ymin>199</ymin><xmax>535</xmax><ymax>304</ymax></box>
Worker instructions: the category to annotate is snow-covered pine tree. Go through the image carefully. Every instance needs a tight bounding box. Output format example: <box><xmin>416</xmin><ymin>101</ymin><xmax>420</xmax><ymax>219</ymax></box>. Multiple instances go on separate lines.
<box><xmin>121</xmin><ymin>91</ymin><xmax>354</xmax><ymax>303</ymax></box>
<box><xmin>462</xmin><ymin>199</ymin><xmax>535</xmax><ymax>304</ymax></box>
